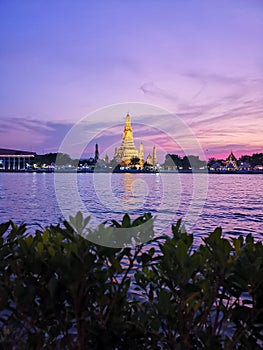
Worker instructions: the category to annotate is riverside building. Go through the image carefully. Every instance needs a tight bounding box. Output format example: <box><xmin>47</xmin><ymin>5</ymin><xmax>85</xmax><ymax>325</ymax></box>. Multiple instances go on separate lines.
<box><xmin>0</xmin><ymin>148</ymin><xmax>36</xmax><ymax>171</ymax></box>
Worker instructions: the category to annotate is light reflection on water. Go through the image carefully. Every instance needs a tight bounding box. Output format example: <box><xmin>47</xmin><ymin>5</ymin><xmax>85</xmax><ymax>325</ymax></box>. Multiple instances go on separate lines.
<box><xmin>0</xmin><ymin>173</ymin><xmax>262</xmax><ymax>245</ymax></box>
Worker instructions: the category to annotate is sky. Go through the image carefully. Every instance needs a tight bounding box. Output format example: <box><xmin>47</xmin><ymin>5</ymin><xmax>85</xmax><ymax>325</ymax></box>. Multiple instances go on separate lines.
<box><xmin>1</xmin><ymin>0</ymin><xmax>263</xmax><ymax>161</ymax></box>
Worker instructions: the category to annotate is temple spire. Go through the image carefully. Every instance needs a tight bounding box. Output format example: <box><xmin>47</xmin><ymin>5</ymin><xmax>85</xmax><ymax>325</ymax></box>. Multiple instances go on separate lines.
<box><xmin>139</xmin><ymin>142</ymin><xmax>144</xmax><ymax>168</ymax></box>
<box><xmin>95</xmin><ymin>143</ymin><xmax>99</xmax><ymax>161</ymax></box>
<box><xmin>125</xmin><ymin>113</ymin><xmax>131</xmax><ymax>127</ymax></box>
<box><xmin>115</xmin><ymin>113</ymin><xmax>138</xmax><ymax>163</ymax></box>
<box><xmin>153</xmin><ymin>145</ymin><xmax>157</xmax><ymax>166</ymax></box>
<box><xmin>122</xmin><ymin>113</ymin><xmax>133</xmax><ymax>141</ymax></box>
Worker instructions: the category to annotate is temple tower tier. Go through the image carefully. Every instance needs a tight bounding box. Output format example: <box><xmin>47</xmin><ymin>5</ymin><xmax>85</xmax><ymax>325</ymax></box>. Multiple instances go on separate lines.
<box><xmin>139</xmin><ymin>142</ymin><xmax>144</xmax><ymax>167</ymax></box>
<box><xmin>153</xmin><ymin>145</ymin><xmax>157</xmax><ymax>166</ymax></box>
<box><xmin>115</xmin><ymin>113</ymin><xmax>138</xmax><ymax>163</ymax></box>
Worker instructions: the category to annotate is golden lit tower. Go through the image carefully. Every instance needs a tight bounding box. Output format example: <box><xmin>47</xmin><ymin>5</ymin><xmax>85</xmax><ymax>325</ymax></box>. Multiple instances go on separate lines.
<box><xmin>104</xmin><ymin>154</ymin><xmax>109</xmax><ymax>163</ymax></box>
<box><xmin>139</xmin><ymin>142</ymin><xmax>144</xmax><ymax>167</ymax></box>
<box><xmin>114</xmin><ymin>113</ymin><xmax>138</xmax><ymax>163</ymax></box>
<box><xmin>153</xmin><ymin>145</ymin><xmax>157</xmax><ymax>166</ymax></box>
<box><xmin>146</xmin><ymin>153</ymin><xmax>153</xmax><ymax>165</ymax></box>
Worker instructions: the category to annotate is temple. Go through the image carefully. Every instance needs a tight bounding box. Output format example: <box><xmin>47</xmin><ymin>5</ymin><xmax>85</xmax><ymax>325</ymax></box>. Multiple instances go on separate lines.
<box><xmin>114</xmin><ymin>114</ymin><xmax>139</xmax><ymax>163</ymax></box>
<box><xmin>113</xmin><ymin>113</ymin><xmax>157</xmax><ymax>169</ymax></box>
<box><xmin>225</xmin><ymin>151</ymin><xmax>238</xmax><ymax>170</ymax></box>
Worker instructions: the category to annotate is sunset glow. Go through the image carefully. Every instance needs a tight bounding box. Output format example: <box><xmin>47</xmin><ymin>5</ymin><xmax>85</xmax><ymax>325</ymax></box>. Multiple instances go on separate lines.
<box><xmin>1</xmin><ymin>1</ymin><xmax>262</xmax><ymax>159</ymax></box>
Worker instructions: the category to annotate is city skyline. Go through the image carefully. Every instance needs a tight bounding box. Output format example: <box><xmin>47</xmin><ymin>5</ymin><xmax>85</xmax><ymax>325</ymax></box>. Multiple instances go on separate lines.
<box><xmin>1</xmin><ymin>1</ymin><xmax>263</xmax><ymax>158</ymax></box>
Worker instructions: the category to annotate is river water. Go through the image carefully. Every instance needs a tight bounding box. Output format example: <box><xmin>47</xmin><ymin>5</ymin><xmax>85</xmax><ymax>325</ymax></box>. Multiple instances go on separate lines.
<box><xmin>0</xmin><ymin>172</ymin><xmax>262</xmax><ymax>245</ymax></box>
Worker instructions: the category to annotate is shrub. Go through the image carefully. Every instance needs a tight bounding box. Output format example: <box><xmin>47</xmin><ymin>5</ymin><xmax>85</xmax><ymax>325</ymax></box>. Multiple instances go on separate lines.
<box><xmin>0</xmin><ymin>214</ymin><xmax>262</xmax><ymax>349</ymax></box>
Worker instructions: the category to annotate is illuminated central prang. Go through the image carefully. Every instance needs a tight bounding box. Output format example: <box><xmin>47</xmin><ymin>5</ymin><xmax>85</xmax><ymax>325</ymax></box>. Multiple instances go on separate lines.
<box><xmin>113</xmin><ymin>113</ymin><xmax>157</xmax><ymax>168</ymax></box>
<box><xmin>114</xmin><ymin>114</ymin><xmax>139</xmax><ymax>163</ymax></box>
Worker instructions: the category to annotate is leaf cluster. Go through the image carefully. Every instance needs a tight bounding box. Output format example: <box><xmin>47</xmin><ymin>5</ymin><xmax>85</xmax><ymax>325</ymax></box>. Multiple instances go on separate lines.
<box><xmin>0</xmin><ymin>215</ymin><xmax>262</xmax><ymax>349</ymax></box>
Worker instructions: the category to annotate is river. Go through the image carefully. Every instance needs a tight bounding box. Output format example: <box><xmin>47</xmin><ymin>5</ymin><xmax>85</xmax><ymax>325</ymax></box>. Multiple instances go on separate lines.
<box><xmin>0</xmin><ymin>172</ymin><xmax>262</xmax><ymax>245</ymax></box>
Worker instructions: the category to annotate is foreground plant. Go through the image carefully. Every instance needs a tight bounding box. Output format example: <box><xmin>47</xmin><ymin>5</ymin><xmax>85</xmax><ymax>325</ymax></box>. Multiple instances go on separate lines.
<box><xmin>0</xmin><ymin>214</ymin><xmax>262</xmax><ymax>349</ymax></box>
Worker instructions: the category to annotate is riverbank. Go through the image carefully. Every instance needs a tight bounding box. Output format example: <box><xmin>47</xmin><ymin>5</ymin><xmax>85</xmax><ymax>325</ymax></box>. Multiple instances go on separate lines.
<box><xmin>1</xmin><ymin>168</ymin><xmax>263</xmax><ymax>174</ymax></box>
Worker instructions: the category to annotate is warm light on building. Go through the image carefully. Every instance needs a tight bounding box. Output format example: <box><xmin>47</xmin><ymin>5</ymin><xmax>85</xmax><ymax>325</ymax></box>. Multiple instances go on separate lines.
<box><xmin>113</xmin><ymin>113</ymin><xmax>157</xmax><ymax>169</ymax></box>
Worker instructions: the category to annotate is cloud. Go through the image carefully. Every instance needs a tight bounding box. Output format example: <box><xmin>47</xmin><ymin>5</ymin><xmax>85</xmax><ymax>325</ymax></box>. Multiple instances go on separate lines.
<box><xmin>0</xmin><ymin>116</ymin><xmax>73</xmax><ymax>153</ymax></box>
<box><xmin>140</xmin><ymin>81</ymin><xmax>177</xmax><ymax>101</ymax></box>
<box><xmin>185</xmin><ymin>71</ymin><xmax>246</xmax><ymax>86</ymax></box>
<box><xmin>1</xmin><ymin>90</ymin><xmax>262</xmax><ymax>161</ymax></box>
<box><xmin>139</xmin><ymin>76</ymin><xmax>207</xmax><ymax>106</ymax></box>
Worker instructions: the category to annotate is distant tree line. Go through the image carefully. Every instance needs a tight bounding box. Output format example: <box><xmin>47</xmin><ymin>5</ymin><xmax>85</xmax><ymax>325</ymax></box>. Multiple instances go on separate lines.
<box><xmin>239</xmin><ymin>153</ymin><xmax>263</xmax><ymax>167</ymax></box>
<box><xmin>163</xmin><ymin>154</ymin><xmax>207</xmax><ymax>170</ymax></box>
<box><xmin>34</xmin><ymin>152</ymin><xmax>263</xmax><ymax>169</ymax></box>
<box><xmin>34</xmin><ymin>153</ymin><xmax>97</xmax><ymax>167</ymax></box>
<box><xmin>34</xmin><ymin>153</ymin><xmax>74</xmax><ymax>166</ymax></box>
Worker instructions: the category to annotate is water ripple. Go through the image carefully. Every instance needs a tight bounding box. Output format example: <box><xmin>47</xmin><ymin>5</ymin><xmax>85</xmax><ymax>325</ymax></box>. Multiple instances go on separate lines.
<box><xmin>0</xmin><ymin>173</ymin><xmax>262</xmax><ymax>243</ymax></box>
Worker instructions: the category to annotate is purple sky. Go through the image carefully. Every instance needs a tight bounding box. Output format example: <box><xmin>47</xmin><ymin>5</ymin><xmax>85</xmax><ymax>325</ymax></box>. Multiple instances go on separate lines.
<box><xmin>1</xmin><ymin>0</ymin><xmax>263</xmax><ymax>161</ymax></box>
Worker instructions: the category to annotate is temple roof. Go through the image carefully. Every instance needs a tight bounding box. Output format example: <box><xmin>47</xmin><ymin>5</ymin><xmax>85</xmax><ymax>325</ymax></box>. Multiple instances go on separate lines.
<box><xmin>226</xmin><ymin>151</ymin><xmax>237</xmax><ymax>162</ymax></box>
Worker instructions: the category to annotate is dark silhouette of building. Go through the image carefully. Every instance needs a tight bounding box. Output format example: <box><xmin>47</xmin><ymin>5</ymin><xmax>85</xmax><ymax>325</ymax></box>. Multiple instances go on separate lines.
<box><xmin>95</xmin><ymin>143</ymin><xmax>99</xmax><ymax>162</ymax></box>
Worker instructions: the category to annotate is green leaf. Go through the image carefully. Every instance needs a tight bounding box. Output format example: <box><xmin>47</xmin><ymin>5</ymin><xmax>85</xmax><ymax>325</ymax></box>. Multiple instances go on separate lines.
<box><xmin>48</xmin><ymin>246</ymin><xmax>55</xmax><ymax>256</ymax></box>
<box><xmin>25</xmin><ymin>235</ymin><xmax>33</xmax><ymax>246</ymax></box>
<box><xmin>69</xmin><ymin>211</ymin><xmax>84</xmax><ymax>233</ymax></box>
<box><xmin>42</xmin><ymin>230</ymin><xmax>49</xmax><ymax>244</ymax></box>
<box><xmin>109</xmin><ymin>219</ymin><xmax>121</xmax><ymax>228</ymax></box>
<box><xmin>84</xmin><ymin>216</ymin><xmax>91</xmax><ymax>227</ymax></box>
<box><xmin>172</xmin><ymin>218</ymin><xmax>182</xmax><ymax>237</ymax></box>
<box><xmin>210</xmin><ymin>227</ymin><xmax>222</xmax><ymax>241</ymax></box>
<box><xmin>37</xmin><ymin>242</ymin><xmax>44</xmax><ymax>254</ymax></box>
<box><xmin>232</xmin><ymin>237</ymin><xmax>242</xmax><ymax>254</ymax></box>
<box><xmin>132</xmin><ymin>213</ymin><xmax>153</xmax><ymax>227</ymax></box>
<box><xmin>176</xmin><ymin>240</ymin><xmax>188</xmax><ymax>266</ymax></box>
<box><xmin>122</xmin><ymin>214</ymin><xmax>131</xmax><ymax>228</ymax></box>
<box><xmin>0</xmin><ymin>221</ymin><xmax>10</xmax><ymax>236</ymax></box>
<box><xmin>246</xmin><ymin>234</ymin><xmax>254</xmax><ymax>245</ymax></box>
<box><xmin>158</xmin><ymin>289</ymin><xmax>171</xmax><ymax>316</ymax></box>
